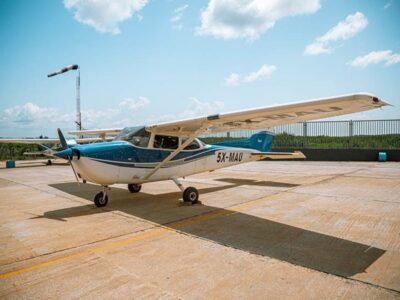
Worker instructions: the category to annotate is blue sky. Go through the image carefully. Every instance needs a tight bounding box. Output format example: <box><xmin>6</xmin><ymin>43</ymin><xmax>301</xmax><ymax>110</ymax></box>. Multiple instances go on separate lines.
<box><xmin>0</xmin><ymin>0</ymin><xmax>399</xmax><ymax>137</ymax></box>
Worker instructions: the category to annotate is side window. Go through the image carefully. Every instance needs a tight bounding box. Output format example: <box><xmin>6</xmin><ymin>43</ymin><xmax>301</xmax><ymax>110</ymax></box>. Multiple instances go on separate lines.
<box><xmin>183</xmin><ymin>139</ymin><xmax>200</xmax><ymax>150</ymax></box>
<box><xmin>154</xmin><ymin>135</ymin><xmax>179</xmax><ymax>150</ymax></box>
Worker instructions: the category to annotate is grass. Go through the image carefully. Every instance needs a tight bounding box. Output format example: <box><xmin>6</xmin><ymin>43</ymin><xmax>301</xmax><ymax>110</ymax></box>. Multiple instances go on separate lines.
<box><xmin>200</xmin><ymin>133</ymin><xmax>400</xmax><ymax>149</ymax></box>
<box><xmin>1</xmin><ymin>133</ymin><xmax>399</xmax><ymax>161</ymax></box>
<box><xmin>0</xmin><ymin>143</ymin><xmax>47</xmax><ymax>161</ymax></box>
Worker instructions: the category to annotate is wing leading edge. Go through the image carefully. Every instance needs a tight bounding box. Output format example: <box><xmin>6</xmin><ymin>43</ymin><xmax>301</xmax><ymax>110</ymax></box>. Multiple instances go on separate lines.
<box><xmin>0</xmin><ymin>138</ymin><xmax>61</xmax><ymax>144</ymax></box>
<box><xmin>146</xmin><ymin>93</ymin><xmax>389</xmax><ymax>136</ymax></box>
<box><xmin>68</xmin><ymin>128</ymin><xmax>123</xmax><ymax>137</ymax></box>
<box><xmin>0</xmin><ymin>137</ymin><xmax>113</xmax><ymax>145</ymax></box>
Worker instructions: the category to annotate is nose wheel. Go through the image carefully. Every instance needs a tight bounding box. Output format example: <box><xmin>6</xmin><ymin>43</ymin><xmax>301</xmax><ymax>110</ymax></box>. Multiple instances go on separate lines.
<box><xmin>94</xmin><ymin>186</ymin><xmax>109</xmax><ymax>207</ymax></box>
<box><xmin>128</xmin><ymin>184</ymin><xmax>142</xmax><ymax>193</ymax></box>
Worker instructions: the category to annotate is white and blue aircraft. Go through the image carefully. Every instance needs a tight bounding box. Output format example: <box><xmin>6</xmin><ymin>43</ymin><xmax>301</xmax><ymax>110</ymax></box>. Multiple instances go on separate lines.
<box><xmin>51</xmin><ymin>93</ymin><xmax>387</xmax><ymax>207</ymax></box>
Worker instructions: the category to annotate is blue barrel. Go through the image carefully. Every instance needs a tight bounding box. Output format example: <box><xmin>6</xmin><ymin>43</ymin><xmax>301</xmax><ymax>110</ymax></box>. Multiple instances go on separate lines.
<box><xmin>6</xmin><ymin>160</ymin><xmax>16</xmax><ymax>168</ymax></box>
<box><xmin>378</xmin><ymin>152</ymin><xmax>387</xmax><ymax>162</ymax></box>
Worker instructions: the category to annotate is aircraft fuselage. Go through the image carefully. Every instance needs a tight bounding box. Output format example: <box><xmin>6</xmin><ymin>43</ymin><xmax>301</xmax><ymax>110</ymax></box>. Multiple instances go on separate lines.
<box><xmin>68</xmin><ymin>141</ymin><xmax>257</xmax><ymax>185</ymax></box>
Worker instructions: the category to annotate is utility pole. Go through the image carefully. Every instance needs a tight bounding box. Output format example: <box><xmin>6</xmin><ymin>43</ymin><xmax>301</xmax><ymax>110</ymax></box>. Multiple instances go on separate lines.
<box><xmin>76</xmin><ymin>70</ymin><xmax>81</xmax><ymax>131</ymax></box>
<box><xmin>48</xmin><ymin>64</ymin><xmax>81</xmax><ymax>131</ymax></box>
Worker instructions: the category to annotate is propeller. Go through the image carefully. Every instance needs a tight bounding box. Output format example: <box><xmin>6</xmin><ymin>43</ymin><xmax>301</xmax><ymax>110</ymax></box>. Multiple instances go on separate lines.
<box><xmin>55</xmin><ymin>128</ymin><xmax>80</xmax><ymax>184</ymax></box>
<box><xmin>57</xmin><ymin>128</ymin><xmax>68</xmax><ymax>150</ymax></box>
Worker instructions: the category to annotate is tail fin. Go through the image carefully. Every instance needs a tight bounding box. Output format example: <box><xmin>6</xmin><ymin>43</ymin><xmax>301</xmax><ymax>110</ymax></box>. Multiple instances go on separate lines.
<box><xmin>212</xmin><ymin>131</ymin><xmax>274</xmax><ymax>152</ymax></box>
<box><xmin>57</xmin><ymin>128</ymin><xmax>68</xmax><ymax>150</ymax></box>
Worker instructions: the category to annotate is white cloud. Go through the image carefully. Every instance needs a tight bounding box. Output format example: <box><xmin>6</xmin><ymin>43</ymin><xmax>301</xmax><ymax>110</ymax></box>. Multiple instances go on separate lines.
<box><xmin>119</xmin><ymin>96</ymin><xmax>150</xmax><ymax>111</ymax></box>
<box><xmin>350</xmin><ymin>50</ymin><xmax>400</xmax><ymax>68</ymax></box>
<box><xmin>197</xmin><ymin>0</ymin><xmax>320</xmax><ymax>40</ymax></box>
<box><xmin>152</xmin><ymin>97</ymin><xmax>224</xmax><ymax>123</ymax></box>
<box><xmin>170</xmin><ymin>4</ymin><xmax>189</xmax><ymax>30</ymax></box>
<box><xmin>243</xmin><ymin>64</ymin><xmax>276</xmax><ymax>82</ymax></box>
<box><xmin>0</xmin><ymin>97</ymin><xmax>150</xmax><ymax>135</ymax></box>
<box><xmin>225</xmin><ymin>64</ymin><xmax>276</xmax><ymax>86</ymax></box>
<box><xmin>3</xmin><ymin>103</ymin><xmax>59</xmax><ymax>124</ymax></box>
<box><xmin>184</xmin><ymin>97</ymin><xmax>224</xmax><ymax>118</ymax></box>
<box><xmin>304</xmin><ymin>12</ymin><xmax>368</xmax><ymax>55</ymax></box>
<box><xmin>225</xmin><ymin>73</ymin><xmax>240</xmax><ymax>86</ymax></box>
<box><xmin>64</xmin><ymin>0</ymin><xmax>148</xmax><ymax>34</ymax></box>
<box><xmin>384</xmin><ymin>1</ymin><xmax>392</xmax><ymax>9</ymax></box>
<box><xmin>175</xmin><ymin>4</ymin><xmax>189</xmax><ymax>14</ymax></box>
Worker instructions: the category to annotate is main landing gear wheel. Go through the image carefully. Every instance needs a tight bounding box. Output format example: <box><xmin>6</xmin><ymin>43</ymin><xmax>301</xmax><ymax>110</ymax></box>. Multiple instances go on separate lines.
<box><xmin>94</xmin><ymin>191</ymin><xmax>108</xmax><ymax>207</ymax></box>
<box><xmin>183</xmin><ymin>187</ymin><xmax>199</xmax><ymax>204</ymax></box>
<box><xmin>128</xmin><ymin>184</ymin><xmax>142</xmax><ymax>193</ymax></box>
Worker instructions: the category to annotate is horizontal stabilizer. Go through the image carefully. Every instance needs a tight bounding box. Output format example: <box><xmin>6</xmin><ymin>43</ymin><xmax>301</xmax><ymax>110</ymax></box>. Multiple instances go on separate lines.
<box><xmin>251</xmin><ymin>151</ymin><xmax>306</xmax><ymax>160</ymax></box>
<box><xmin>23</xmin><ymin>152</ymin><xmax>46</xmax><ymax>156</ymax></box>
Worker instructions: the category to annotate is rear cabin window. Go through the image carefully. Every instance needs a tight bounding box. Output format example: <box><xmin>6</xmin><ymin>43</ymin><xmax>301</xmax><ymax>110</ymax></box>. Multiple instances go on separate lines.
<box><xmin>154</xmin><ymin>135</ymin><xmax>179</xmax><ymax>150</ymax></box>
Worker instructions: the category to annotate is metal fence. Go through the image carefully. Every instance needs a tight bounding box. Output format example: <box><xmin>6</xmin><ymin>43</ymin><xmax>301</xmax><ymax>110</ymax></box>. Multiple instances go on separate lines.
<box><xmin>202</xmin><ymin>119</ymin><xmax>400</xmax><ymax>149</ymax></box>
<box><xmin>204</xmin><ymin>119</ymin><xmax>400</xmax><ymax>138</ymax></box>
<box><xmin>270</xmin><ymin>119</ymin><xmax>400</xmax><ymax>137</ymax></box>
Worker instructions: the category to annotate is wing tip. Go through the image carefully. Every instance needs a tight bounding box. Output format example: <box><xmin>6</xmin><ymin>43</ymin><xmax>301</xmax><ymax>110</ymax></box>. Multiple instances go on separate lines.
<box><xmin>354</xmin><ymin>92</ymin><xmax>391</xmax><ymax>107</ymax></box>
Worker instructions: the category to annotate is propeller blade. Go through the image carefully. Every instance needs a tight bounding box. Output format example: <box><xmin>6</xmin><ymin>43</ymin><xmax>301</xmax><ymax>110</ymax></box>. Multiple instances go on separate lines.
<box><xmin>57</xmin><ymin>128</ymin><xmax>68</xmax><ymax>150</ymax></box>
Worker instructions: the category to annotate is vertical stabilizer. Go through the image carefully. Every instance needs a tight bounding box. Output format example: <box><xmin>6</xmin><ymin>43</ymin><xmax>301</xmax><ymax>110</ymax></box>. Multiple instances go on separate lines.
<box><xmin>212</xmin><ymin>131</ymin><xmax>274</xmax><ymax>152</ymax></box>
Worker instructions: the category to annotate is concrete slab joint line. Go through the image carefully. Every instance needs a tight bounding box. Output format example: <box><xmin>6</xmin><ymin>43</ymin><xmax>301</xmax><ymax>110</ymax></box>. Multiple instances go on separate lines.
<box><xmin>1</xmin><ymin>161</ymin><xmax>399</xmax><ymax>298</ymax></box>
<box><xmin>0</xmin><ymin>192</ymin><xmax>284</xmax><ymax>280</ymax></box>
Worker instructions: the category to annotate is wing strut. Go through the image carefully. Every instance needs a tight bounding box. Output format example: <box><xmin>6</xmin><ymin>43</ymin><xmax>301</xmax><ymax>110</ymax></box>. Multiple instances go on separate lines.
<box><xmin>141</xmin><ymin>130</ymin><xmax>203</xmax><ymax>181</ymax></box>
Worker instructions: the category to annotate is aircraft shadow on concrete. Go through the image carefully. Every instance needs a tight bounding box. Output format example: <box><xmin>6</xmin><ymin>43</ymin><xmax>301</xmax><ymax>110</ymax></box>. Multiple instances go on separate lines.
<box><xmin>44</xmin><ymin>181</ymin><xmax>385</xmax><ymax>279</ymax></box>
<box><xmin>214</xmin><ymin>178</ymin><xmax>300</xmax><ymax>188</ymax></box>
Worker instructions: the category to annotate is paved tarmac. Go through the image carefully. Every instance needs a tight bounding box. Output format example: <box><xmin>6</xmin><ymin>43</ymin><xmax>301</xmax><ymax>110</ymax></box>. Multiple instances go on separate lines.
<box><xmin>0</xmin><ymin>161</ymin><xmax>399</xmax><ymax>299</ymax></box>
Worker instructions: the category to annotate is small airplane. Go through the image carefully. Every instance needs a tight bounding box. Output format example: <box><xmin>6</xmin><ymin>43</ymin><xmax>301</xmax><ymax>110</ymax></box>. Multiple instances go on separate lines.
<box><xmin>51</xmin><ymin>93</ymin><xmax>389</xmax><ymax>208</ymax></box>
<box><xmin>0</xmin><ymin>136</ymin><xmax>112</xmax><ymax>165</ymax></box>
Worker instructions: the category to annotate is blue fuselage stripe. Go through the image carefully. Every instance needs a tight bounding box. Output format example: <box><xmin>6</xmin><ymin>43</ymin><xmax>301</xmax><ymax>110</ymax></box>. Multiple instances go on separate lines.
<box><xmin>75</xmin><ymin>142</ymin><xmax>226</xmax><ymax>167</ymax></box>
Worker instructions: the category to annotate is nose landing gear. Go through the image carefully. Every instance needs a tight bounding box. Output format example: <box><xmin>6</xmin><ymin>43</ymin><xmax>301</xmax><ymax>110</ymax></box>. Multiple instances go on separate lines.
<box><xmin>128</xmin><ymin>184</ymin><xmax>142</xmax><ymax>193</ymax></box>
<box><xmin>94</xmin><ymin>186</ymin><xmax>109</xmax><ymax>207</ymax></box>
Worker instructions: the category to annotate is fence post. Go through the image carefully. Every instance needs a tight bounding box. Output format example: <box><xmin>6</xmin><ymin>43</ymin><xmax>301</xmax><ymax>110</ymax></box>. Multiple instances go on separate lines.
<box><xmin>227</xmin><ymin>132</ymin><xmax>230</xmax><ymax>138</ymax></box>
<box><xmin>349</xmin><ymin>120</ymin><xmax>353</xmax><ymax>148</ymax></box>
<box><xmin>303</xmin><ymin>122</ymin><xmax>307</xmax><ymax>147</ymax></box>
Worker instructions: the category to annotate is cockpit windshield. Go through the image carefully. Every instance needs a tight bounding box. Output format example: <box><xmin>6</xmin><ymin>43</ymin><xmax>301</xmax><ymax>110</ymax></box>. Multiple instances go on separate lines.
<box><xmin>114</xmin><ymin>126</ymin><xmax>150</xmax><ymax>147</ymax></box>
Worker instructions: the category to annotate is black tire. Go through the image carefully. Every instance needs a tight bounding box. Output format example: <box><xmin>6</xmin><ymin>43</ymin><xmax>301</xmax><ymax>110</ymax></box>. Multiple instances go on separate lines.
<box><xmin>94</xmin><ymin>192</ymin><xmax>108</xmax><ymax>207</ymax></box>
<box><xmin>183</xmin><ymin>187</ymin><xmax>199</xmax><ymax>204</ymax></box>
<box><xmin>47</xmin><ymin>160</ymin><xmax>52</xmax><ymax>165</ymax></box>
<box><xmin>128</xmin><ymin>184</ymin><xmax>142</xmax><ymax>193</ymax></box>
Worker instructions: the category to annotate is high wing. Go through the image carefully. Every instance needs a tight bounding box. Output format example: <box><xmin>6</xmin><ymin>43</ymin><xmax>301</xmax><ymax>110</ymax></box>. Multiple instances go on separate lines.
<box><xmin>0</xmin><ymin>138</ymin><xmax>61</xmax><ymax>144</ymax></box>
<box><xmin>0</xmin><ymin>137</ymin><xmax>112</xmax><ymax>144</ymax></box>
<box><xmin>146</xmin><ymin>93</ymin><xmax>389</xmax><ymax>136</ymax></box>
<box><xmin>68</xmin><ymin>128</ymin><xmax>123</xmax><ymax>137</ymax></box>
